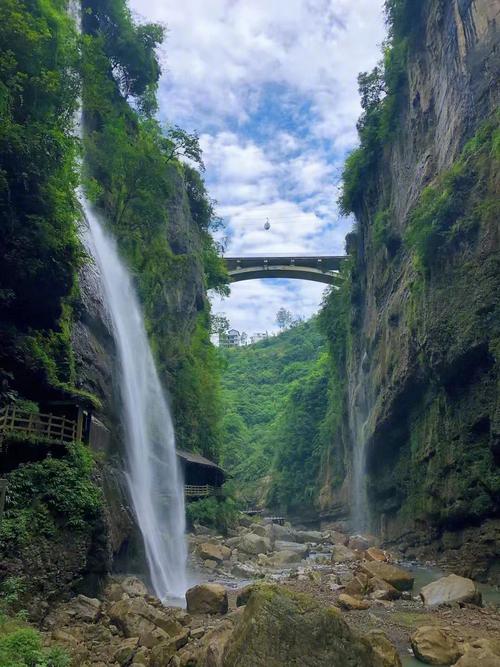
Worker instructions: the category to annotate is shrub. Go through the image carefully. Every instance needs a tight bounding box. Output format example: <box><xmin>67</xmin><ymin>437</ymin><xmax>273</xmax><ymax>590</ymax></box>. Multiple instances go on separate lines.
<box><xmin>0</xmin><ymin>443</ymin><xmax>102</xmax><ymax>550</ymax></box>
<box><xmin>405</xmin><ymin>114</ymin><xmax>499</xmax><ymax>271</ymax></box>
<box><xmin>186</xmin><ymin>495</ymin><xmax>240</xmax><ymax>533</ymax></box>
<box><xmin>0</xmin><ymin>627</ymin><xmax>69</xmax><ymax>667</ymax></box>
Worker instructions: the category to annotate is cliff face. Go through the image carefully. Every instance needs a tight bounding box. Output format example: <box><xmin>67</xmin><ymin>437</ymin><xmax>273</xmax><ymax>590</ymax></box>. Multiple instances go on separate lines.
<box><xmin>72</xmin><ymin>167</ymin><xmax>212</xmax><ymax>562</ymax></box>
<box><xmin>323</xmin><ymin>0</ymin><xmax>500</xmax><ymax>580</ymax></box>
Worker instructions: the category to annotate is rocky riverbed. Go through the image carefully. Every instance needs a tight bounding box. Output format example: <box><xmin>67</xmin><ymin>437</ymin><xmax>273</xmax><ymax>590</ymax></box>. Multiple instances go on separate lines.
<box><xmin>38</xmin><ymin>516</ymin><xmax>500</xmax><ymax>666</ymax></box>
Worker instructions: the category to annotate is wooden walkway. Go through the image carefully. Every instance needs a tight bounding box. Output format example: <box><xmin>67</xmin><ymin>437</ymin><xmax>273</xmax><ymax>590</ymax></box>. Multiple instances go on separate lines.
<box><xmin>0</xmin><ymin>405</ymin><xmax>82</xmax><ymax>448</ymax></box>
<box><xmin>184</xmin><ymin>484</ymin><xmax>217</xmax><ymax>498</ymax></box>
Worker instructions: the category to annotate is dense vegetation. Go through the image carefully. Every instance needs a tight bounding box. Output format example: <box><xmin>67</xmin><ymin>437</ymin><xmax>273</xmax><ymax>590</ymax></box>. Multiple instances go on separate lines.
<box><xmin>81</xmin><ymin>0</ymin><xmax>228</xmax><ymax>456</ymax></box>
<box><xmin>220</xmin><ymin>307</ymin><xmax>349</xmax><ymax>515</ymax></box>
<box><xmin>340</xmin><ymin>0</ymin><xmax>426</xmax><ymax>217</ymax></box>
<box><xmin>0</xmin><ymin>0</ymin><xmax>82</xmax><ymax>403</ymax></box>
<box><xmin>0</xmin><ymin>0</ymin><xmax>228</xmax><ymax>617</ymax></box>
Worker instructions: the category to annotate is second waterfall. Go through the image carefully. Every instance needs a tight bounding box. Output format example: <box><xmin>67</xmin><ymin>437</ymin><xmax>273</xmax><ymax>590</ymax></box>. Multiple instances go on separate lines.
<box><xmin>83</xmin><ymin>199</ymin><xmax>188</xmax><ymax>601</ymax></box>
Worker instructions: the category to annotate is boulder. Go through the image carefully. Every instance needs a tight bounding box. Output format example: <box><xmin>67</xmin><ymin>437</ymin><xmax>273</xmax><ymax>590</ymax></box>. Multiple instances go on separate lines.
<box><xmin>67</xmin><ymin>595</ymin><xmax>102</xmax><ymax>623</ymax></box>
<box><xmin>453</xmin><ymin>648</ymin><xmax>500</xmax><ymax>666</ymax></box>
<box><xmin>150</xmin><ymin>630</ymin><xmax>190</xmax><ymax>667</ymax></box>
<box><xmin>222</xmin><ymin>584</ymin><xmax>399</xmax><ymax>666</ymax></box>
<box><xmin>369</xmin><ymin>577</ymin><xmax>401</xmax><ymax>601</ymax></box>
<box><xmin>274</xmin><ymin>540</ymin><xmax>309</xmax><ymax>557</ymax></box>
<box><xmin>120</xmin><ymin>576</ymin><xmax>149</xmax><ymax>598</ymax></box>
<box><xmin>198</xmin><ymin>619</ymin><xmax>235</xmax><ymax>667</ymax></box>
<box><xmin>360</xmin><ymin>562</ymin><xmax>414</xmax><ymax>591</ymax></box>
<box><xmin>420</xmin><ymin>574</ymin><xmax>481</xmax><ymax>607</ymax></box>
<box><xmin>349</xmin><ymin>535</ymin><xmax>376</xmax><ymax>551</ymax></box>
<box><xmin>185</xmin><ymin>583</ymin><xmax>228</xmax><ymax>615</ymax></box>
<box><xmin>410</xmin><ymin>626</ymin><xmax>460</xmax><ymax>665</ymax></box>
<box><xmin>332</xmin><ymin>544</ymin><xmax>357</xmax><ymax>563</ymax></box>
<box><xmin>204</xmin><ymin>559</ymin><xmax>218</xmax><ymax>571</ymax></box>
<box><xmin>251</xmin><ymin>524</ymin><xmax>271</xmax><ymax>538</ymax></box>
<box><xmin>231</xmin><ymin>562</ymin><xmax>262</xmax><ymax>578</ymax></box>
<box><xmin>238</xmin><ymin>533</ymin><xmax>271</xmax><ymax>555</ymax></box>
<box><xmin>199</xmin><ymin>542</ymin><xmax>231</xmax><ymax>562</ymax></box>
<box><xmin>269</xmin><ymin>550</ymin><xmax>303</xmax><ymax>566</ymax></box>
<box><xmin>294</xmin><ymin>530</ymin><xmax>325</xmax><ymax>544</ymax></box>
<box><xmin>327</xmin><ymin>530</ymin><xmax>349</xmax><ymax>546</ymax></box>
<box><xmin>268</xmin><ymin>523</ymin><xmax>298</xmax><ymax>542</ymax></box>
<box><xmin>366</xmin><ymin>547</ymin><xmax>390</xmax><ymax>562</ymax></box>
<box><xmin>109</xmin><ymin>597</ymin><xmax>183</xmax><ymax>642</ymax></box>
<box><xmin>366</xmin><ymin>630</ymin><xmax>402</xmax><ymax>667</ymax></box>
<box><xmin>338</xmin><ymin>593</ymin><xmax>370</xmax><ymax>610</ymax></box>
<box><xmin>454</xmin><ymin>641</ymin><xmax>500</xmax><ymax>667</ymax></box>
<box><xmin>114</xmin><ymin>637</ymin><xmax>139</xmax><ymax>665</ymax></box>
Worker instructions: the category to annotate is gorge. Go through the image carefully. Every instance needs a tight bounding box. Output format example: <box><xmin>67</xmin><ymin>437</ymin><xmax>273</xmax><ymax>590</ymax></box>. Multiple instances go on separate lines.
<box><xmin>0</xmin><ymin>0</ymin><xmax>499</xmax><ymax>665</ymax></box>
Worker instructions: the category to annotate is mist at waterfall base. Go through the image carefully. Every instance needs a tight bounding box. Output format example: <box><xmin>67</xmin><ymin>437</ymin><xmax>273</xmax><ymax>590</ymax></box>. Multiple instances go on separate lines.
<box><xmin>82</xmin><ymin>200</ymin><xmax>188</xmax><ymax>601</ymax></box>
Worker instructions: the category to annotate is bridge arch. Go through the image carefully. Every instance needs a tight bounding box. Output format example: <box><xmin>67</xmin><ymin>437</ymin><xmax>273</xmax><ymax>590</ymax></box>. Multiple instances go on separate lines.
<box><xmin>223</xmin><ymin>255</ymin><xmax>345</xmax><ymax>286</ymax></box>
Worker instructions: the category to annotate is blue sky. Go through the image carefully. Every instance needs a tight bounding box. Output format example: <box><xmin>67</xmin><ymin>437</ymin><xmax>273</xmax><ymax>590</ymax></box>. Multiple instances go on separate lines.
<box><xmin>130</xmin><ymin>0</ymin><xmax>387</xmax><ymax>335</ymax></box>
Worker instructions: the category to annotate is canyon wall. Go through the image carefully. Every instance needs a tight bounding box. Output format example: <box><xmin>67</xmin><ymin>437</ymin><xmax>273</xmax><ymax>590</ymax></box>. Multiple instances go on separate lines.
<box><xmin>322</xmin><ymin>0</ymin><xmax>500</xmax><ymax>581</ymax></box>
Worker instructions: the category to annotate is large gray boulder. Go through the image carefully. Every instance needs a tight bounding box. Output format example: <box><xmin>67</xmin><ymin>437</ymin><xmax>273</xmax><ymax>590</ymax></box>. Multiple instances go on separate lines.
<box><xmin>274</xmin><ymin>540</ymin><xmax>309</xmax><ymax>557</ymax></box>
<box><xmin>331</xmin><ymin>544</ymin><xmax>357</xmax><ymax>563</ymax></box>
<box><xmin>185</xmin><ymin>583</ymin><xmax>228</xmax><ymax>615</ymax></box>
<box><xmin>420</xmin><ymin>574</ymin><xmax>481</xmax><ymax>607</ymax></box>
<box><xmin>238</xmin><ymin>533</ymin><xmax>271</xmax><ymax>555</ymax></box>
<box><xmin>268</xmin><ymin>550</ymin><xmax>303</xmax><ymax>566</ymax></box>
<box><xmin>199</xmin><ymin>542</ymin><xmax>231</xmax><ymax>562</ymax></box>
<box><xmin>293</xmin><ymin>530</ymin><xmax>325</xmax><ymax>544</ymax></box>
<box><xmin>410</xmin><ymin>626</ymin><xmax>460</xmax><ymax>665</ymax></box>
<box><xmin>360</xmin><ymin>561</ymin><xmax>414</xmax><ymax>591</ymax></box>
<box><xmin>222</xmin><ymin>584</ymin><xmax>400</xmax><ymax>666</ymax></box>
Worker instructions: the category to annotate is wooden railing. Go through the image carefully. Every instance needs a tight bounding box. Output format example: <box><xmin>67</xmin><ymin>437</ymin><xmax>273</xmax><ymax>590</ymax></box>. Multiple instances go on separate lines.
<box><xmin>184</xmin><ymin>484</ymin><xmax>215</xmax><ymax>498</ymax></box>
<box><xmin>0</xmin><ymin>405</ymin><xmax>78</xmax><ymax>446</ymax></box>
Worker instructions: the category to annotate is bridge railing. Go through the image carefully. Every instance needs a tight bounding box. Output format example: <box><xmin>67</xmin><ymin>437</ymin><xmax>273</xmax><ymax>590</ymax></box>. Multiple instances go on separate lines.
<box><xmin>184</xmin><ymin>484</ymin><xmax>218</xmax><ymax>498</ymax></box>
<box><xmin>0</xmin><ymin>405</ymin><xmax>78</xmax><ymax>447</ymax></box>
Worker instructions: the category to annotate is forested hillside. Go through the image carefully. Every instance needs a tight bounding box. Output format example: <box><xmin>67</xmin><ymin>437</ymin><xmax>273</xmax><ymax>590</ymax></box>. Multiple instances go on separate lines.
<box><xmin>220</xmin><ymin>315</ymin><xmax>344</xmax><ymax>515</ymax></box>
<box><xmin>0</xmin><ymin>0</ymin><xmax>227</xmax><ymax>612</ymax></box>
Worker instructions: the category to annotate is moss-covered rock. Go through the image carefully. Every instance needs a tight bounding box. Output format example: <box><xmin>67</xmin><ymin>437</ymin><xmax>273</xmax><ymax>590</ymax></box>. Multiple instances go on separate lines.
<box><xmin>222</xmin><ymin>584</ymin><xmax>400</xmax><ymax>666</ymax></box>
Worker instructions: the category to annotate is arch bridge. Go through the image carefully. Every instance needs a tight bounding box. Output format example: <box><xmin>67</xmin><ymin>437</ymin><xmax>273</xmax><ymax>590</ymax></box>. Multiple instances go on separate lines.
<box><xmin>223</xmin><ymin>255</ymin><xmax>346</xmax><ymax>285</ymax></box>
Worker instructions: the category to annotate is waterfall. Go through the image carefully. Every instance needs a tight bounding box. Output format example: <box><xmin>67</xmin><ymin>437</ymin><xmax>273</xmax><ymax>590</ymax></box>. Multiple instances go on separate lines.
<box><xmin>70</xmin><ymin>1</ymin><xmax>187</xmax><ymax>601</ymax></box>
<box><xmin>82</xmin><ymin>204</ymin><xmax>188</xmax><ymax>601</ymax></box>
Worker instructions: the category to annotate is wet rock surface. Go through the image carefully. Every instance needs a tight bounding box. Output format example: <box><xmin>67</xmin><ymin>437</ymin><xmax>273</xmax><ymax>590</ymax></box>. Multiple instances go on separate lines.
<box><xmin>37</xmin><ymin>521</ymin><xmax>500</xmax><ymax>666</ymax></box>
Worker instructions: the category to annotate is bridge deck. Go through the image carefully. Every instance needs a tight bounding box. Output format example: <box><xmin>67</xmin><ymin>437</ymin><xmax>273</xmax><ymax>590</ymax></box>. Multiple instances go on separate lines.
<box><xmin>223</xmin><ymin>255</ymin><xmax>345</xmax><ymax>285</ymax></box>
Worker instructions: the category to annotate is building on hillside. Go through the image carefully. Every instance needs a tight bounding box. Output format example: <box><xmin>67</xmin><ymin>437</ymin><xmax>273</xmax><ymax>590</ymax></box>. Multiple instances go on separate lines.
<box><xmin>250</xmin><ymin>332</ymin><xmax>268</xmax><ymax>344</ymax></box>
<box><xmin>219</xmin><ymin>329</ymin><xmax>241</xmax><ymax>347</ymax></box>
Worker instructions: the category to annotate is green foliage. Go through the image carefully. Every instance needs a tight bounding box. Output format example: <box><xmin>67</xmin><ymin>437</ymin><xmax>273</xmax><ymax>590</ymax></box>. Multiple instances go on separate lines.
<box><xmin>186</xmin><ymin>495</ymin><xmax>240</xmax><ymax>533</ymax></box>
<box><xmin>81</xmin><ymin>0</ymin><xmax>228</xmax><ymax>455</ymax></box>
<box><xmin>339</xmin><ymin>1</ymin><xmax>424</xmax><ymax>215</ymax></box>
<box><xmin>82</xmin><ymin>0</ymin><xmax>164</xmax><ymax>102</ymax></box>
<box><xmin>220</xmin><ymin>317</ymin><xmax>349</xmax><ymax>511</ymax></box>
<box><xmin>405</xmin><ymin>114</ymin><xmax>500</xmax><ymax>272</ymax></box>
<box><xmin>267</xmin><ymin>354</ymin><xmax>330</xmax><ymax>512</ymax></box>
<box><xmin>0</xmin><ymin>0</ymin><xmax>83</xmax><ymax>398</ymax></box>
<box><xmin>0</xmin><ymin>626</ymin><xmax>69</xmax><ymax>667</ymax></box>
<box><xmin>0</xmin><ymin>443</ymin><xmax>102</xmax><ymax>551</ymax></box>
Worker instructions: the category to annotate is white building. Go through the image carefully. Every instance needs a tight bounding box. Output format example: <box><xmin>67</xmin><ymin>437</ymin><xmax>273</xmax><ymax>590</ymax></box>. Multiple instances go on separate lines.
<box><xmin>250</xmin><ymin>332</ymin><xmax>268</xmax><ymax>345</ymax></box>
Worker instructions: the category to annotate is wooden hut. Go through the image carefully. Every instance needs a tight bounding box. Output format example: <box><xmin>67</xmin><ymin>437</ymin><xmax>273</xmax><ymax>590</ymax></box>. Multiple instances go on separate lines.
<box><xmin>176</xmin><ymin>450</ymin><xmax>226</xmax><ymax>498</ymax></box>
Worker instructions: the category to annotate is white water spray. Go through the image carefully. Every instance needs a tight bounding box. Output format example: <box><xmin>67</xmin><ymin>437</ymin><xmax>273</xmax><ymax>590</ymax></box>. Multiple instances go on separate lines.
<box><xmin>70</xmin><ymin>0</ymin><xmax>187</xmax><ymax>601</ymax></box>
<box><xmin>83</xmin><ymin>204</ymin><xmax>188</xmax><ymax>600</ymax></box>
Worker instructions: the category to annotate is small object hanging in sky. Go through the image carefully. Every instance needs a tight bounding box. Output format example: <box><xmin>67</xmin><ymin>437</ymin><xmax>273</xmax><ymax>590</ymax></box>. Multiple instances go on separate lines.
<box><xmin>264</xmin><ymin>218</ymin><xmax>271</xmax><ymax>230</ymax></box>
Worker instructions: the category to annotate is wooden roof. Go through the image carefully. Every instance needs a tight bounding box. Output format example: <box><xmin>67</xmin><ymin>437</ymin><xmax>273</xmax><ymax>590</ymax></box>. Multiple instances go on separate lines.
<box><xmin>176</xmin><ymin>449</ymin><xmax>225</xmax><ymax>474</ymax></box>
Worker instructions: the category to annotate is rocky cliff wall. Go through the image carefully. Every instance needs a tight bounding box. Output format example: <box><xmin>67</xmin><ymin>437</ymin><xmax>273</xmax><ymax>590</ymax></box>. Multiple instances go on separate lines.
<box><xmin>323</xmin><ymin>0</ymin><xmax>500</xmax><ymax>581</ymax></box>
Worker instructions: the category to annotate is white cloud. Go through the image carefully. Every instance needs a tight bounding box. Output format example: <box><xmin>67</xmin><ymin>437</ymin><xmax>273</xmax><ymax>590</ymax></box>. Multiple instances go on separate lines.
<box><xmin>129</xmin><ymin>0</ymin><xmax>386</xmax><ymax>331</ymax></box>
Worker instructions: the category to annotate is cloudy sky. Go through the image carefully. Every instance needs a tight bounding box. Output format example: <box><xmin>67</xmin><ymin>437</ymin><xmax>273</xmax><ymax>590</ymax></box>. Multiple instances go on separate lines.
<box><xmin>130</xmin><ymin>0</ymin><xmax>387</xmax><ymax>335</ymax></box>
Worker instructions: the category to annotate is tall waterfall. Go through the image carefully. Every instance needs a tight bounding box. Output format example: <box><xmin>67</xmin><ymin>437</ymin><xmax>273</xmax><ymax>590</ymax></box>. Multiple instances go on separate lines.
<box><xmin>69</xmin><ymin>0</ymin><xmax>187</xmax><ymax>601</ymax></box>
<box><xmin>82</xmin><ymin>201</ymin><xmax>188</xmax><ymax>601</ymax></box>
